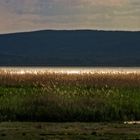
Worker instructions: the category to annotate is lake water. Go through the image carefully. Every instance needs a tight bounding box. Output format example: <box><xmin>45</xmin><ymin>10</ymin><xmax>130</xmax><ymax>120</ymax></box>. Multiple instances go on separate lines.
<box><xmin>0</xmin><ymin>67</ymin><xmax>140</xmax><ymax>74</ymax></box>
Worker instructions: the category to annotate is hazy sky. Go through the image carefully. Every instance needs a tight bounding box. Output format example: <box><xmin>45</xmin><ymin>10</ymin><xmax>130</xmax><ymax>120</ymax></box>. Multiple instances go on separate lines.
<box><xmin>0</xmin><ymin>0</ymin><xmax>140</xmax><ymax>33</ymax></box>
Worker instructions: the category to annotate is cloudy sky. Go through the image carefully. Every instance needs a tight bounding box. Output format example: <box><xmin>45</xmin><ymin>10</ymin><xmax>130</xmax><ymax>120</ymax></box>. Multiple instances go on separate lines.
<box><xmin>0</xmin><ymin>0</ymin><xmax>140</xmax><ymax>33</ymax></box>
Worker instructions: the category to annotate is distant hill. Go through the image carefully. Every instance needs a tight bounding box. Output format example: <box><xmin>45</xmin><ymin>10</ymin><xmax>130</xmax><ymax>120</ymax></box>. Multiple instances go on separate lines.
<box><xmin>0</xmin><ymin>30</ymin><xmax>140</xmax><ymax>66</ymax></box>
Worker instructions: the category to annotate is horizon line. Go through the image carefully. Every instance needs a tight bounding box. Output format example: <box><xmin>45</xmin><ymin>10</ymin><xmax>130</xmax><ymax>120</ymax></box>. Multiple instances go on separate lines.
<box><xmin>0</xmin><ymin>28</ymin><xmax>140</xmax><ymax>35</ymax></box>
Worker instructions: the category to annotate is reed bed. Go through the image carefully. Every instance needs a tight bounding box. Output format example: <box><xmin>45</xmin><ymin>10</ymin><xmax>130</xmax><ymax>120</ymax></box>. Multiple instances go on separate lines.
<box><xmin>0</xmin><ymin>71</ymin><xmax>140</xmax><ymax>122</ymax></box>
<box><xmin>0</xmin><ymin>70</ymin><xmax>140</xmax><ymax>87</ymax></box>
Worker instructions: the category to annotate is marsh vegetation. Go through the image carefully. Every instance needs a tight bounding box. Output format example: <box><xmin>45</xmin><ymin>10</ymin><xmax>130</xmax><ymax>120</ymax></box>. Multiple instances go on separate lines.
<box><xmin>0</xmin><ymin>70</ymin><xmax>140</xmax><ymax>122</ymax></box>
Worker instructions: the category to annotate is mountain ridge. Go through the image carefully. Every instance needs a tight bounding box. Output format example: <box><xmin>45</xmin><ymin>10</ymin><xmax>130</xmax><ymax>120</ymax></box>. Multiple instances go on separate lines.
<box><xmin>0</xmin><ymin>30</ymin><xmax>140</xmax><ymax>66</ymax></box>
<box><xmin>1</xmin><ymin>29</ymin><xmax>140</xmax><ymax>36</ymax></box>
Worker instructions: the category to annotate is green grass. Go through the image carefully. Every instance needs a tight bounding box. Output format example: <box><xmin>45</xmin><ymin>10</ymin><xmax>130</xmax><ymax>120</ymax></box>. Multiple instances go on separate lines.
<box><xmin>0</xmin><ymin>84</ymin><xmax>140</xmax><ymax>122</ymax></box>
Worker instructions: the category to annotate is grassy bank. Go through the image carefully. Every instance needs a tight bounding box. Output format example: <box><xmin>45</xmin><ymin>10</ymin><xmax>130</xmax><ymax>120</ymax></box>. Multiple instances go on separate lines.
<box><xmin>0</xmin><ymin>72</ymin><xmax>140</xmax><ymax>122</ymax></box>
<box><xmin>0</xmin><ymin>122</ymin><xmax>140</xmax><ymax>140</ymax></box>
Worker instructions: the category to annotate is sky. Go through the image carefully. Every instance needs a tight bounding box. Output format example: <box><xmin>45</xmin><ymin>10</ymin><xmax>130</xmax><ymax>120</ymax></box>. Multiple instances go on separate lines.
<box><xmin>0</xmin><ymin>0</ymin><xmax>140</xmax><ymax>33</ymax></box>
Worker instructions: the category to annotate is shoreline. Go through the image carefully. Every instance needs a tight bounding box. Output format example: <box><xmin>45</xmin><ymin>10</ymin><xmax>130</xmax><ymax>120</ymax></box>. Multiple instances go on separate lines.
<box><xmin>0</xmin><ymin>67</ymin><xmax>140</xmax><ymax>74</ymax></box>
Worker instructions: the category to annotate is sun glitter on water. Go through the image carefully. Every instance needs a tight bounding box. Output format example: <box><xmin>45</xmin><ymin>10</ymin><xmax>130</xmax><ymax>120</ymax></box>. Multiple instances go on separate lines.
<box><xmin>0</xmin><ymin>67</ymin><xmax>140</xmax><ymax>75</ymax></box>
